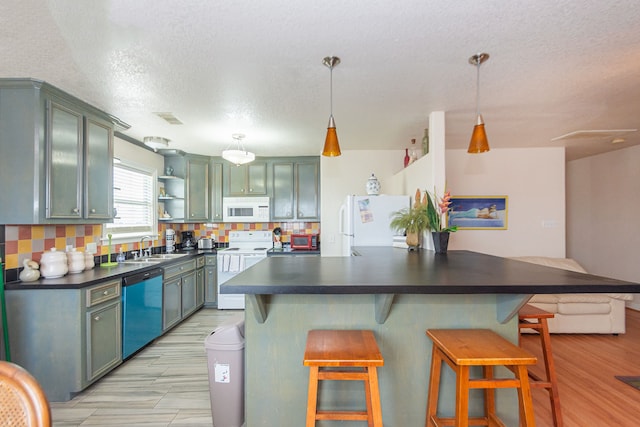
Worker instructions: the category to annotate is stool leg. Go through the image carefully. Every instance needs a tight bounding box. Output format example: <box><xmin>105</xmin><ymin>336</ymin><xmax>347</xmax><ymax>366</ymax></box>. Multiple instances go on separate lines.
<box><xmin>363</xmin><ymin>368</ymin><xmax>373</xmax><ymax>427</ymax></box>
<box><xmin>483</xmin><ymin>365</ymin><xmax>496</xmax><ymax>421</ymax></box>
<box><xmin>367</xmin><ymin>366</ymin><xmax>383</xmax><ymax>427</ymax></box>
<box><xmin>539</xmin><ymin>318</ymin><xmax>563</xmax><ymax>427</ymax></box>
<box><xmin>426</xmin><ymin>345</ymin><xmax>443</xmax><ymax>427</ymax></box>
<box><xmin>306</xmin><ymin>366</ymin><xmax>319</xmax><ymax>427</ymax></box>
<box><xmin>514</xmin><ymin>365</ymin><xmax>536</xmax><ymax>427</ymax></box>
<box><xmin>455</xmin><ymin>365</ymin><xmax>470</xmax><ymax>427</ymax></box>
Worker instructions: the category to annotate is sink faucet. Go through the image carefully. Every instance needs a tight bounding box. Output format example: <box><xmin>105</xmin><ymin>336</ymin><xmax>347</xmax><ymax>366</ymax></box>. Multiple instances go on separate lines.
<box><xmin>140</xmin><ymin>236</ymin><xmax>154</xmax><ymax>258</ymax></box>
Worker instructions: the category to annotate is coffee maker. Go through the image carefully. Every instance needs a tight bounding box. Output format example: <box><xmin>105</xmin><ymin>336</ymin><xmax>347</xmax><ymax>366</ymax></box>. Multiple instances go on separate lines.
<box><xmin>181</xmin><ymin>231</ymin><xmax>196</xmax><ymax>250</ymax></box>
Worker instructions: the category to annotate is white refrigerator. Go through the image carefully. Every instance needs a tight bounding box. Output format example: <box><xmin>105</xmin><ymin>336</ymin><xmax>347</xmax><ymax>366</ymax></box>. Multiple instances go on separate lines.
<box><xmin>340</xmin><ymin>195</ymin><xmax>410</xmax><ymax>256</ymax></box>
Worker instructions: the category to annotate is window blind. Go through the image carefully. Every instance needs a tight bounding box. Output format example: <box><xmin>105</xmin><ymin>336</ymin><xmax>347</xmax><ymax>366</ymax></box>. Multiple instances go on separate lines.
<box><xmin>104</xmin><ymin>163</ymin><xmax>155</xmax><ymax>238</ymax></box>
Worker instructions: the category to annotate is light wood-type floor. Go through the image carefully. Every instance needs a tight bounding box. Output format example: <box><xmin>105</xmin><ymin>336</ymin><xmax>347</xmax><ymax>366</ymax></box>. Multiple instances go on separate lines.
<box><xmin>50</xmin><ymin>308</ymin><xmax>640</xmax><ymax>426</ymax></box>
<box><xmin>51</xmin><ymin>308</ymin><xmax>242</xmax><ymax>426</ymax></box>
<box><xmin>521</xmin><ymin>308</ymin><xmax>640</xmax><ymax>427</ymax></box>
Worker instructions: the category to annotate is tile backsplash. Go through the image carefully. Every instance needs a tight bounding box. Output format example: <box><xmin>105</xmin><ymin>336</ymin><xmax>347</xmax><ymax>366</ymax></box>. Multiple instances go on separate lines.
<box><xmin>1</xmin><ymin>222</ymin><xmax>319</xmax><ymax>283</ymax></box>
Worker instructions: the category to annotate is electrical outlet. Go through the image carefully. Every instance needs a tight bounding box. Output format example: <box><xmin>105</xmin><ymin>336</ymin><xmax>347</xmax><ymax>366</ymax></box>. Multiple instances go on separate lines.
<box><xmin>86</xmin><ymin>242</ymin><xmax>97</xmax><ymax>254</ymax></box>
<box><xmin>66</xmin><ymin>244</ymin><xmax>73</xmax><ymax>252</ymax></box>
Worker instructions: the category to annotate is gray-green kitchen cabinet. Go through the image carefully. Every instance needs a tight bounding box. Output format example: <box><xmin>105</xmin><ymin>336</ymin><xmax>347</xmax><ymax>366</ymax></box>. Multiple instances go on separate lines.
<box><xmin>161</xmin><ymin>152</ymin><xmax>210</xmax><ymax>222</ymax></box>
<box><xmin>272</xmin><ymin>157</ymin><xmax>320</xmax><ymax>221</ymax></box>
<box><xmin>204</xmin><ymin>254</ymin><xmax>218</xmax><ymax>307</ymax></box>
<box><xmin>5</xmin><ymin>279</ymin><xmax>122</xmax><ymax>402</ymax></box>
<box><xmin>195</xmin><ymin>256</ymin><xmax>205</xmax><ymax>308</ymax></box>
<box><xmin>162</xmin><ymin>258</ymin><xmax>199</xmax><ymax>332</ymax></box>
<box><xmin>210</xmin><ymin>158</ymin><xmax>224</xmax><ymax>221</ymax></box>
<box><xmin>225</xmin><ymin>161</ymin><xmax>268</xmax><ymax>196</ymax></box>
<box><xmin>0</xmin><ymin>78</ymin><xmax>121</xmax><ymax>224</ymax></box>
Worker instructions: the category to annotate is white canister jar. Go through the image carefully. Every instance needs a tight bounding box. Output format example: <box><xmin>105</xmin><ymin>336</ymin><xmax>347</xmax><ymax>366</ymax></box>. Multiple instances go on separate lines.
<box><xmin>40</xmin><ymin>248</ymin><xmax>68</xmax><ymax>279</ymax></box>
<box><xmin>84</xmin><ymin>251</ymin><xmax>95</xmax><ymax>270</ymax></box>
<box><xmin>67</xmin><ymin>249</ymin><xmax>85</xmax><ymax>274</ymax></box>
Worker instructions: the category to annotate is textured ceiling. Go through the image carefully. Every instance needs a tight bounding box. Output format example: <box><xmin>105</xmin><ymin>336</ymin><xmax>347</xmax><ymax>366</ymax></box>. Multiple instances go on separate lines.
<box><xmin>2</xmin><ymin>0</ymin><xmax>640</xmax><ymax>160</ymax></box>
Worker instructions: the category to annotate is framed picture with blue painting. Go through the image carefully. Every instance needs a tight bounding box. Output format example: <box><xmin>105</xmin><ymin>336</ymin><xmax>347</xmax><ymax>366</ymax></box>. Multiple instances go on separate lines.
<box><xmin>447</xmin><ymin>196</ymin><xmax>508</xmax><ymax>230</ymax></box>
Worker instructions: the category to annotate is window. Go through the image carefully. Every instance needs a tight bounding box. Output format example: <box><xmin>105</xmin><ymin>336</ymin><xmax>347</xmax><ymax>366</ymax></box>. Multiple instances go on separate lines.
<box><xmin>104</xmin><ymin>162</ymin><xmax>156</xmax><ymax>241</ymax></box>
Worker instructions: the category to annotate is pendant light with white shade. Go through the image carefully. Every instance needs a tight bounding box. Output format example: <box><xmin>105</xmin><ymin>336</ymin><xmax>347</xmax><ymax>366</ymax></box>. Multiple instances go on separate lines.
<box><xmin>322</xmin><ymin>56</ymin><xmax>341</xmax><ymax>157</ymax></box>
<box><xmin>222</xmin><ymin>133</ymin><xmax>255</xmax><ymax>165</ymax></box>
<box><xmin>467</xmin><ymin>52</ymin><xmax>490</xmax><ymax>154</ymax></box>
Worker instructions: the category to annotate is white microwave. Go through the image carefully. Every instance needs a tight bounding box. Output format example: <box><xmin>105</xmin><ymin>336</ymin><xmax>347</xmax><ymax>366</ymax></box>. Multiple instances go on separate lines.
<box><xmin>222</xmin><ymin>197</ymin><xmax>270</xmax><ymax>222</ymax></box>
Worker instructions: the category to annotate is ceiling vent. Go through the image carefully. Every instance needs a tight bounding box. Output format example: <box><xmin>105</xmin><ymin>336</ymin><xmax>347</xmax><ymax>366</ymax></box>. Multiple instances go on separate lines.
<box><xmin>154</xmin><ymin>112</ymin><xmax>183</xmax><ymax>125</ymax></box>
<box><xmin>551</xmin><ymin>129</ymin><xmax>637</xmax><ymax>142</ymax></box>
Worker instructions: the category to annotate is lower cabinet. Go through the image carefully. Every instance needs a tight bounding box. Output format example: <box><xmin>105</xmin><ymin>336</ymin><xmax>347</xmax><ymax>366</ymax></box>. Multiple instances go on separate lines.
<box><xmin>162</xmin><ymin>256</ymin><xmax>203</xmax><ymax>332</ymax></box>
<box><xmin>5</xmin><ymin>278</ymin><xmax>123</xmax><ymax>402</ymax></box>
<box><xmin>204</xmin><ymin>254</ymin><xmax>217</xmax><ymax>307</ymax></box>
<box><xmin>196</xmin><ymin>256</ymin><xmax>205</xmax><ymax>308</ymax></box>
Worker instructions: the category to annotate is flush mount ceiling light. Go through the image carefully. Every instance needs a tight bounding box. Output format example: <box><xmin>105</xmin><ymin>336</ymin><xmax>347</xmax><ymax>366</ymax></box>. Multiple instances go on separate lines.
<box><xmin>467</xmin><ymin>53</ymin><xmax>490</xmax><ymax>154</ymax></box>
<box><xmin>222</xmin><ymin>133</ymin><xmax>255</xmax><ymax>165</ymax></box>
<box><xmin>322</xmin><ymin>56</ymin><xmax>341</xmax><ymax>157</ymax></box>
<box><xmin>143</xmin><ymin>136</ymin><xmax>170</xmax><ymax>152</ymax></box>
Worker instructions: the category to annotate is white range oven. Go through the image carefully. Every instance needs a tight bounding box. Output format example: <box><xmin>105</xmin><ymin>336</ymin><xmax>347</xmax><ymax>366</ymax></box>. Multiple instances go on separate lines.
<box><xmin>217</xmin><ymin>230</ymin><xmax>272</xmax><ymax>309</ymax></box>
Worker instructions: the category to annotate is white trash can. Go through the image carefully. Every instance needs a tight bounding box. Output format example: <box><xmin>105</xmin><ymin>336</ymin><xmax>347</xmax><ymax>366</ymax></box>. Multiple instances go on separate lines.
<box><xmin>205</xmin><ymin>315</ymin><xmax>245</xmax><ymax>427</ymax></box>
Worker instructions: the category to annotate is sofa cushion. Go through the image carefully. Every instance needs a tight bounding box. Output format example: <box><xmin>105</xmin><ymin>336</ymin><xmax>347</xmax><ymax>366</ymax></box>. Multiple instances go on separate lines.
<box><xmin>509</xmin><ymin>256</ymin><xmax>588</xmax><ymax>273</ymax></box>
<box><xmin>558</xmin><ymin>302</ymin><xmax>611</xmax><ymax>315</ymax></box>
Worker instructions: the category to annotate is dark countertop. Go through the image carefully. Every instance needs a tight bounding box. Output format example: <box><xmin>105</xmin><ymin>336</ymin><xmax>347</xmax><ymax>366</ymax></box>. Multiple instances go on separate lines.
<box><xmin>267</xmin><ymin>247</ymin><xmax>320</xmax><ymax>256</ymax></box>
<box><xmin>6</xmin><ymin>249</ymin><xmax>216</xmax><ymax>290</ymax></box>
<box><xmin>222</xmin><ymin>247</ymin><xmax>640</xmax><ymax>295</ymax></box>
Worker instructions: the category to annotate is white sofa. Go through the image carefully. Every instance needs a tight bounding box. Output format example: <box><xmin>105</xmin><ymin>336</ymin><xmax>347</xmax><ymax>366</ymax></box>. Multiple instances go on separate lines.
<box><xmin>511</xmin><ymin>256</ymin><xmax>633</xmax><ymax>334</ymax></box>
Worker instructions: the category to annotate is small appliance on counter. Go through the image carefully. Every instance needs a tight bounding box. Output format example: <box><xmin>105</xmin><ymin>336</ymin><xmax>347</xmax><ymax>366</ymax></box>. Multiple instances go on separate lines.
<box><xmin>181</xmin><ymin>231</ymin><xmax>197</xmax><ymax>250</ymax></box>
<box><xmin>272</xmin><ymin>227</ymin><xmax>283</xmax><ymax>250</ymax></box>
<box><xmin>198</xmin><ymin>237</ymin><xmax>215</xmax><ymax>249</ymax></box>
<box><xmin>290</xmin><ymin>234</ymin><xmax>318</xmax><ymax>250</ymax></box>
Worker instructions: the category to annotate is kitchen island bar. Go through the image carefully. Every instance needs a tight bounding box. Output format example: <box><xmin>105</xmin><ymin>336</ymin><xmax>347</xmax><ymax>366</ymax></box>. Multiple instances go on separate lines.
<box><xmin>222</xmin><ymin>249</ymin><xmax>640</xmax><ymax>427</ymax></box>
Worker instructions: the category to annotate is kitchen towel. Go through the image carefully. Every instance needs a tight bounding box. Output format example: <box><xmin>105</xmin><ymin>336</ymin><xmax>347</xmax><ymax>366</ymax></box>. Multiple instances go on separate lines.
<box><xmin>229</xmin><ymin>255</ymin><xmax>241</xmax><ymax>273</ymax></box>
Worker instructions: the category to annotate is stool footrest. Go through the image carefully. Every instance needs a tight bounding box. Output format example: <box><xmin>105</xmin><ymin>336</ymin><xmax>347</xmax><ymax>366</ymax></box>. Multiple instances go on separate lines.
<box><xmin>316</xmin><ymin>410</ymin><xmax>369</xmax><ymax>421</ymax></box>
<box><xmin>430</xmin><ymin>414</ymin><xmax>507</xmax><ymax>427</ymax></box>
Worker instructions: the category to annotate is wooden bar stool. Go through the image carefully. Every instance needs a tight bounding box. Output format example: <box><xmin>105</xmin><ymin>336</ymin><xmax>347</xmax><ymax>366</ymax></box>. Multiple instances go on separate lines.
<box><xmin>303</xmin><ymin>330</ymin><xmax>384</xmax><ymax>427</ymax></box>
<box><xmin>519</xmin><ymin>304</ymin><xmax>563</xmax><ymax>426</ymax></box>
<box><xmin>425</xmin><ymin>329</ymin><xmax>537</xmax><ymax>427</ymax></box>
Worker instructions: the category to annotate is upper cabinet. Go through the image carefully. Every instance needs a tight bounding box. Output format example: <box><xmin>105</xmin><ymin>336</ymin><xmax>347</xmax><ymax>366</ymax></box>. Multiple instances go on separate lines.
<box><xmin>160</xmin><ymin>152</ymin><xmax>209</xmax><ymax>222</ymax></box>
<box><xmin>0</xmin><ymin>79</ymin><xmax>119</xmax><ymax>224</ymax></box>
<box><xmin>272</xmin><ymin>157</ymin><xmax>320</xmax><ymax>221</ymax></box>
<box><xmin>224</xmin><ymin>161</ymin><xmax>268</xmax><ymax>196</ymax></box>
<box><xmin>210</xmin><ymin>158</ymin><xmax>224</xmax><ymax>222</ymax></box>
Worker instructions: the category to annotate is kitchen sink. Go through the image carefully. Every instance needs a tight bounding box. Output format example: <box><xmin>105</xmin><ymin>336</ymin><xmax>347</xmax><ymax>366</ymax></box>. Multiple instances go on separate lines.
<box><xmin>150</xmin><ymin>253</ymin><xmax>189</xmax><ymax>259</ymax></box>
<box><xmin>122</xmin><ymin>258</ymin><xmax>163</xmax><ymax>264</ymax></box>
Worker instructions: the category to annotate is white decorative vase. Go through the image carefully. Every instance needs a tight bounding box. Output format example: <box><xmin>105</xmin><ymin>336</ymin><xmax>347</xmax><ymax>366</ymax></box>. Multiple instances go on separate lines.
<box><xmin>366</xmin><ymin>173</ymin><xmax>381</xmax><ymax>195</ymax></box>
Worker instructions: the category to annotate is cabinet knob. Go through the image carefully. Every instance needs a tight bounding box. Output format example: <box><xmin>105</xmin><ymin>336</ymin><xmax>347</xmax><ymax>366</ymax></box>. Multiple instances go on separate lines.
<box><xmin>91</xmin><ymin>208</ymin><xmax>96</xmax><ymax>213</ymax></box>
<box><xmin>103</xmin><ymin>290</ymin><xmax>109</xmax><ymax>296</ymax></box>
<box><xmin>72</xmin><ymin>208</ymin><xmax>80</xmax><ymax>214</ymax></box>
<box><xmin>94</xmin><ymin>316</ymin><xmax>101</xmax><ymax>321</ymax></box>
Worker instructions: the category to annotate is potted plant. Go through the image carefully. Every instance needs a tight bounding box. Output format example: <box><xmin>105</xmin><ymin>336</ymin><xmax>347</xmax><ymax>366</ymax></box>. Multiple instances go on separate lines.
<box><xmin>424</xmin><ymin>189</ymin><xmax>458</xmax><ymax>253</ymax></box>
<box><xmin>390</xmin><ymin>189</ymin><xmax>431</xmax><ymax>249</ymax></box>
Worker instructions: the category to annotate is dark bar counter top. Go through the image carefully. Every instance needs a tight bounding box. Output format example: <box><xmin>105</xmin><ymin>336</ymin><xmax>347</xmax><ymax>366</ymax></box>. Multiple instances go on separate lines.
<box><xmin>223</xmin><ymin>248</ymin><xmax>639</xmax><ymax>295</ymax></box>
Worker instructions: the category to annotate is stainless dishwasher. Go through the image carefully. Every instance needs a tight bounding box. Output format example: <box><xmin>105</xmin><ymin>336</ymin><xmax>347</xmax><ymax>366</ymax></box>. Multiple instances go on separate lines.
<box><xmin>122</xmin><ymin>268</ymin><xmax>163</xmax><ymax>359</ymax></box>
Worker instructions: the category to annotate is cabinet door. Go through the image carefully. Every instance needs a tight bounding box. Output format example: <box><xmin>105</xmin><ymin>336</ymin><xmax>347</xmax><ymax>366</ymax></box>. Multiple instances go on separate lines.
<box><xmin>247</xmin><ymin>163</ymin><xmax>267</xmax><ymax>194</ymax></box>
<box><xmin>186</xmin><ymin>157</ymin><xmax>209</xmax><ymax>221</ymax></box>
<box><xmin>163</xmin><ymin>277</ymin><xmax>182</xmax><ymax>331</ymax></box>
<box><xmin>46</xmin><ymin>100</ymin><xmax>83</xmax><ymax>219</ymax></box>
<box><xmin>210</xmin><ymin>161</ymin><xmax>223</xmax><ymax>221</ymax></box>
<box><xmin>196</xmin><ymin>268</ymin><xmax>205</xmax><ymax>307</ymax></box>
<box><xmin>205</xmin><ymin>266</ymin><xmax>217</xmax><ymax>305</ymax></box>
<box><xmin>296</xmin><ymin>161</ymin><xmax>320</xmax><ymax>220</ymax></box>
<box><xmin>86</xmin><ymin>299</ymin><xmax>121</xmax><ymax>382</ymax></box>
<box><xmin>181</xmin><ymin>271</ymin><xmax>197</xmax><ymax>318</ymax></box>
<box><xmin>227</xmin><ymin>165</ymin><xmax>247</xmax><ymax>195</ymax></box>
<box><xmin>272</xmin><ymin>162</ymin><xmax>294</xmax><ymax>220</ymax></box>
<box><xmin>85</xmin><ymin>117</ymin><xmax>113</xmax><ymax>219</ymax></box>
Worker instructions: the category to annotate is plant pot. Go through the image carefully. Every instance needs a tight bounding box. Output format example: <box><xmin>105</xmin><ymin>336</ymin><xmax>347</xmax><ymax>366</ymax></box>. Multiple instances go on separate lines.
<box><xmin>406</xmin><ymin>232</ymin><xmax>421</xmax><ymax>250</ymax></box>
<box><xmin>431</xmin><ymin>231</ymin><xmax>450</xmax><ymax>254</ymax></box>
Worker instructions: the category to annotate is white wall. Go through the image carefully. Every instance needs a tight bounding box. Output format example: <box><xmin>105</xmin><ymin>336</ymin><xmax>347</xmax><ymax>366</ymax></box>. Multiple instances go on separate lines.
<box><xmin>567</xmin><ymin>144</ymin><xmax>640</xmax><ymax>309</ymax></box>
<box><xmin>445</xmin><ymin>147</ymin><xmax>566</xmax><ymax>257</ymax></box>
